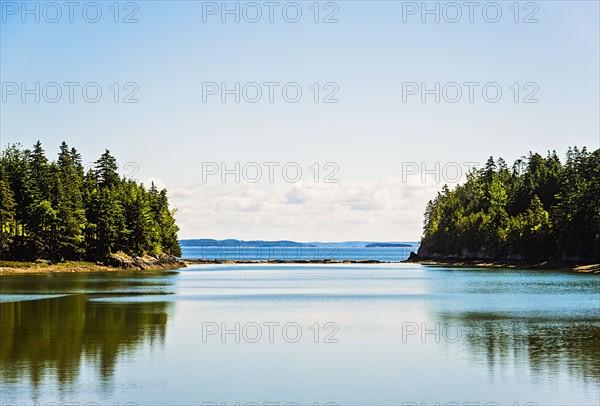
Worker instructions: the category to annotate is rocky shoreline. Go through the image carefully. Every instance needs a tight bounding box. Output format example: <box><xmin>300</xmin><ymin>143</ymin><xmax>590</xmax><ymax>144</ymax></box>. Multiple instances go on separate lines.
<box><xmin>0</xmin><ymin>258</ymin><xmax>390</xmax><ymax>275</ymax></box>
<box><xmin>0</xmin><ymin>253</ymin><xmax>186</xmax><ymax>275</ymax></box>
<box><xmin>404</xmin><ymin>252</ymin><xmax>600</xmax><ymax>273</ymax></box>
<box><xmin>106</xmin><ymin>253</ymin><xmax>186</xmax><ymax>270</ymax></box>
<box><xmin>3</xmin><ymin>254</ymin><xmax>597</xmax><ymax>275</ymax></box>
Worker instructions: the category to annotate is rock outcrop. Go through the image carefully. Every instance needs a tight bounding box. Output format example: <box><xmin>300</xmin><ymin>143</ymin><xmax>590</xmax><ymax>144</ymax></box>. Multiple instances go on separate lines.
<box><xmin>106</xmin><ymin>252</ymin><xmax>186</xmax><ymax>270</ymax></box>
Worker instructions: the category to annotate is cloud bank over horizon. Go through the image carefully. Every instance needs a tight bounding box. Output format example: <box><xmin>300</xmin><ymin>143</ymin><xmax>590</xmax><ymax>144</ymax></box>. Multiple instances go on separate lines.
<box><xmin>165</xmin><ymin>175</ymin><xmax>444</xmax><ymax>241</ymax></box>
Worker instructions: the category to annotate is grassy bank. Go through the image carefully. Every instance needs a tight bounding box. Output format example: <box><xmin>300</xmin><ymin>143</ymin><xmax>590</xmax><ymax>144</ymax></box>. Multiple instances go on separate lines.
<box><xmin>0</xmin><ymin>260</ymin><xmax>126</xmax><ymax>275</ymax></box>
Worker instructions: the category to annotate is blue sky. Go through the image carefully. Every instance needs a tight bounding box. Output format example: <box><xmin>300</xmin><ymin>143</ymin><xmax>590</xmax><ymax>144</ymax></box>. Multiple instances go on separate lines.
<box><xmin>1</xmin><ymin>0</ymin><xmax>599</xmax><ymax>241</ymax></box>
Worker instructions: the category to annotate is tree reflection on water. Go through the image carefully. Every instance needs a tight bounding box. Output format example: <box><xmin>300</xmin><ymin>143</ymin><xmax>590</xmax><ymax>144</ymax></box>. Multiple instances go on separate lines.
<box><xmin>1</xmin><ymin>294</ymin><xmax>172</xmax><ymax>392</ymax></box>
<box><xmin>437</xmin><ymin>311</ymin><xmax>600</xmax><ymax>385</ymax></box>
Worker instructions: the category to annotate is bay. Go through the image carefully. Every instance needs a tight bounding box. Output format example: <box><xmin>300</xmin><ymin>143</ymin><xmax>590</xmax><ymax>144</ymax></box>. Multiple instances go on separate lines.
<box><xmin>1</xmin><ymin>264</ymin><xmax>598</xmax><ymax>405</ymax></box>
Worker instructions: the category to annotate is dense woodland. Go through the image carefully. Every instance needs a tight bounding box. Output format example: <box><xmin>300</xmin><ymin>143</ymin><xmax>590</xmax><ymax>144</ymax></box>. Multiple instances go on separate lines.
<box><xmin>0</xmin><ymin>141</ymin><xmax>181</xmax><ymax>261</ymax></box>
<box><xmin>420</xmin><ymin>147</ymin><xmax>600</xmax><ymax>262</ymax></box>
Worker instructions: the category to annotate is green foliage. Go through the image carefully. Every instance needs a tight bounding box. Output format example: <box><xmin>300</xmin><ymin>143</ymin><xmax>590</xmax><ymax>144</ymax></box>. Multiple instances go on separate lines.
<box><xmin>420</xmin><ymin>148</ymin><xmax>600</xmax><ymax>262</ymax></box>
<box><xmin>0</xmin><ymin>142</ymin><xmax>181</xmax><ymax>261</ymax></box>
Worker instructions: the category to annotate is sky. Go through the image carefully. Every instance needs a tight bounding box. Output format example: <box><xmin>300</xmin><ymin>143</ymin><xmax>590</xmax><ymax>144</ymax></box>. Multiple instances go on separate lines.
<box><xmin>1</xmin><ymin>0</ymin><xmax>599</xmax><ymax>241</ymax></box>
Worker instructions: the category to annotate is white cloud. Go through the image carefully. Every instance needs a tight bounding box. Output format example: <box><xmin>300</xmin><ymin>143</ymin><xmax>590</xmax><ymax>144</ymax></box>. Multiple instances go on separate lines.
<box><xmin>168</xmin><ymin>176</ymin><xmax>447</xmax><ymax>241</ymax></box>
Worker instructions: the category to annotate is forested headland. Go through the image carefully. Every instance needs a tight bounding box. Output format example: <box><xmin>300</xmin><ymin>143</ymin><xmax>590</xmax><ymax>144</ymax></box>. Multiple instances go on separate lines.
<box><xmin>418</xmin><ymin>147</ymin><xmax>600</xmax><ymax>263</ymax></box>
<box><xmin>0</xmin><ymin>141</ymin><xmax>181</xmax><ymax>263</ymax></box>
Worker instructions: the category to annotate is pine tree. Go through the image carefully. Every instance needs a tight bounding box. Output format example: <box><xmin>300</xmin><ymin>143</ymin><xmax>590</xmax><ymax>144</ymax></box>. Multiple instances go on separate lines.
<box><xmin>85</xmin><ymin>186</ymin><xmax>125</xmax><ymax>259</ymax></box>
<box><xmin>0</xmin><ymin>162</ymin><xmax>16</xmax><ymax>259</ymax></box>
<box><xmin>420</xmin><ymin>148</ymin><xmax>600</xmax><ymax>262</ymax></box>
<box><xmin>95</xmin><ymin>150</ymin><xmax>120</xmax><ymax>189</ymax></box>
<box><xmin>121</xmin><ymin>181</ymin><xmax>153</xmax><ymax>256</ymax></box>
<box><xmin>54</xmin><ymin>142</ymin><xmax>86</xmax><ymax>260</ymax></box>
<box><xmin>0</xmin><ymin>142</ymin><xmax>182</xmax><ymax>262</ymax></box>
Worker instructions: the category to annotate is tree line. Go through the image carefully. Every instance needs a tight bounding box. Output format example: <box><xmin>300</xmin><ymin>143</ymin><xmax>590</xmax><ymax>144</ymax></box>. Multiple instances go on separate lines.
<box><xmin>420</xmin><ymin>147</ymin><xmax>600</xmax><ymax>262</ymax></box>
<box><xmin>0</xmin><ymin>141</ymin><xmax>181</xmax><ymax>261</ymax></box>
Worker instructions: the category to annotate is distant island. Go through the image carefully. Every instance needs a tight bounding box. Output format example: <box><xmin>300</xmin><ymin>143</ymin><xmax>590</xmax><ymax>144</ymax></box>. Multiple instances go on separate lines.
<box><xmin>365</xmin><ymin>243</ymin><xmax>412</xmax><ymax>248</ymax></box>
<box><xmin>180</xmin><ymin>239</ymin><xmax>315</xmax><ymax>247</ymax></box>
<box><xmin>180</xmin><ymin>239</ymin><xmax>416</xmax><ymax>249</ymax></box>
<box><xmin>414</xmin><ymin>147</ymin><xmax>600</xmax><ymax>264</ymax></box>
<box><xmin>0</xmin><ymin>141</ymin><xmax>182</xmax><ymax>271</ymax></box>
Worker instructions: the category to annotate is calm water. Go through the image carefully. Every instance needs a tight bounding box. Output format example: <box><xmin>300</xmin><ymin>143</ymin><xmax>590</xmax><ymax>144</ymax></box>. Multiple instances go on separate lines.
<box><xmin>180</xmin><ymin>244</ymin><xmax>420</xmax><ymax>262</ymax></box>
<box><xmin>1</xmin><ymin>264</ymin><xmax>599</xmax><ymax>405</ymax></box>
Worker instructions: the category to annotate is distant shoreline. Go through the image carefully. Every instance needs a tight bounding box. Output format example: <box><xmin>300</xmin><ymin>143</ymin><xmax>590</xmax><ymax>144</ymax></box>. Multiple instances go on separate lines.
<box><xmin>2</xmin><ymin>257</ymin><xmax>598</xmax><ymax>275</ymax></box>
<box><xmin>183</xmin><ymin>259</ymin><xmax>386</xmax><ymax>265</ymax></box>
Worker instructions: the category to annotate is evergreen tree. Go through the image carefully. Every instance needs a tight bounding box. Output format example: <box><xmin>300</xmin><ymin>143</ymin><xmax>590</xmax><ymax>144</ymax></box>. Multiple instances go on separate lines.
<box><xmin>0</xmin><ymin>142</ymin><xmax>182</xmax><ymax>262</ymax></box>
<box><xmin>121</xmin><ymin>181</ymin><xmax>153</xmax><ymax>256</ymax></box>
<box><xmin>420</xmin><ymin>148</ymin><xmax>600</xmax><ymax>262</ymax></box>
<box><xmin>54</xmin><ymin>142</ymin><xmax>86</xmax><ymax>260</ymax></box>
<box><xmin>95</xmin><ymin>150</ymin><xmax>120</xmax><ymax>189</ymax></box>
<box><xmin>0</xmin><ymin>162</ymin><xmax>16</xmax><ymax>258</ymax></box>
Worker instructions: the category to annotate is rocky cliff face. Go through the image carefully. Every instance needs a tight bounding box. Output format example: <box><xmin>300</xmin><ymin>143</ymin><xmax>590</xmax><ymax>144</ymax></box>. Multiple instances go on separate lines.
<box><xmin>106</xmin><ymin>253</ymin><xmax>185</xmax><ymax>270</ymax></box>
